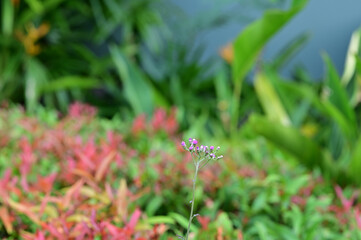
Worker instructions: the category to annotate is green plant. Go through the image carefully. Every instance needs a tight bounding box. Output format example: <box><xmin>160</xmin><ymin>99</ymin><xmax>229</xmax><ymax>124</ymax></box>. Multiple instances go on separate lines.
<box><xmin>0</xmin><ymin>0</ymin><xmax>169</xmax><ymax>115</ymax></box>
<box><xmin>229</xmin><ymin>0</ymin><xmax>309</xmax><ymax>134</ymax></box>
<box><xmin>247</xmin><ymin>26</ymin><xmax>361</xmax><ymax>185</ymax></box>
<box><xmin>2</xmin><ymin>104</ymin><xmax>361</xmax><ymax>238</ymax></box>
<box><xmin>0</xmin><ymin>0</ymin><xmax>106</xmax><ymax>111</ymax></box>
<box><xmin>179</xmin><ymin>139</ymin><xmax>223</xmax><ymax>239</ymax></box>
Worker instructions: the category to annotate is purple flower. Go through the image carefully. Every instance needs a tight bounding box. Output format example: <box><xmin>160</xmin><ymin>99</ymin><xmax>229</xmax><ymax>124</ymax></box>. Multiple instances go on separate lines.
<box><xmin>192</xmin><ymin>139</ymin><xmax>198</xmax><ymax>145</ymax></box>
<box><xmin>181</xmin><ymin>141</ymin><xmax>186</xmax><ymax>147</ymax></box>
<box><xmin>189</xmin><ymin>138</ymin><xmax>193</xmax><ymax>142</ymax></box>
<box><xmin>189</xmin><ymin>145</ymin><xmax>194</xmax><ymax>151</ymax></box>
<box><xmin>210</xmin><ymin>146</ymin><xmax>214</xmax><ymax>151</ymax></box>
<box><xmin>196</xmin><ymin>146</ymin><xmax>200</xmax><ymax>151</ymax></box>
<box><xmin>210</xmin><ymin>153</ymin><xmax>215</xmax><ymax>158</ymax></box>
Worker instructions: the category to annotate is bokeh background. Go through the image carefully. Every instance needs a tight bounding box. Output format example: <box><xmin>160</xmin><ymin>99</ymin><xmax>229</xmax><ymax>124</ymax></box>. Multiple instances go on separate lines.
<box><xmin>2</xmin><ymin>0</ymin><xmax>361</xmax><ymax>239</ymax></box>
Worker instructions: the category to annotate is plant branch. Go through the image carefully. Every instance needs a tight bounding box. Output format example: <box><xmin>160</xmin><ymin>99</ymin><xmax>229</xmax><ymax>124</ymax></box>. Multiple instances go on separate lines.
<box><xmin>185</xmin><ymin>161</ymin><xmax>199</xmax><ymax>240</ymax></box>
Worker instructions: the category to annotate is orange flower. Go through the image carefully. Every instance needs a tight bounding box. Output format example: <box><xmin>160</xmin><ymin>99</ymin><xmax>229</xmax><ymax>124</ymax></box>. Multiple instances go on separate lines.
<box><xmin>220</xmin><ymin>43</ymin><xmax>234</xmax><ymax>63</ymax></box>
<box><xmin>16</xmin><ymin>23</ymin><xmax>50</xmax><ymax>55</ymax></box>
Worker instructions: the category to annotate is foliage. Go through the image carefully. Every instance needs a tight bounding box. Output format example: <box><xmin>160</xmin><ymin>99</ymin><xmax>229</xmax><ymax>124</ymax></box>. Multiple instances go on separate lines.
<box><xmin>245</xmin><ymin>26</ymin><xmax>361</xmax><ymax>186</ymax></box>
<box><xmin>0</xmin><ymin>0</ymin><xmax>168</xmax><ymax>115</ymax></box>
<box><xmin>1</xmin><ymin>0</ymin><xmax>307</xmax><ymax>126</ymax></box>
<box><xmin>0</xmin><ymin>0</ymin><xmax>102</xmax><ymax>112</ymax></box>
<box><xmin>1</xmin><ymin>104</ymin><xmax>361</xmax><ymax>239</ymax></box>
<box><xmin>228</xmin><ymin>0</ymin><xmax>309</xmax><ymax>133</ymax></box>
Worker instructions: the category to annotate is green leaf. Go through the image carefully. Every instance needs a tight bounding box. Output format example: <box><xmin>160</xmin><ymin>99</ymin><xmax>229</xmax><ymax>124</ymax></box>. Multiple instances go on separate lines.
<box><xmin>24</xmin><ymin>0</ymin><xmax>43</xmax><ymax>13</ymax></box>
<box><xmin>145</xmin><ymin>196</ymin><xmax>163</xmax><ymax>216</ymax></box>
<box><xmin>274</xmin><ymin>79</ymin><xmax>355</xmax><ymax>140</ymax></box>
<box><xmin>144</xmin><ymin>216</ymin><xmax>175</xmax><ymax>225</ymax></box>
<box><xmin>214</xmin><ymin>65</ymin><xmax>232</xmax><ymax>104</ymax></box>
<box><xmin>110</xmin><ymin>45</ymin><xmax>153</xmax><ymax>115</ymax></box>
<box><xmin>169</xmin><ymin>212</ymin><xmax>197</xmax><ymax>233</ymax></box>
<box><xmin>323</xmin><ymin>53</ymin><xmax>356</xmax><ymax>129</ymax></box>
<box><xmin>341</xmin><ymin>27</ymin><xmax>361</xmax><ymax>85</ymax></box>
<box><xmin>2</xmin><ymin>0</ymin><xmax>14</xmax><ymax>36</ymax></box>
<box><xmin>254</xmin><ymin>72</ymin><xmax>290</xmax><ymax>126</ymax></box>
<box><xmin>248</xmin><ymin>114</ymin><xmax>337</xmax><ymax>178</ymax></box>
<box><xmin>41</xmin><ymin>76</ymin><xmax>100</xmax><ymax>92</ymax></box>
<box><xmin>348</xmin><ymin>137</ymin><xmax>361</xmax><ymax>185</ymax></box>
<box><xmin>230</xmin><ymin>0</ymin><xmax>308</xmax><ymax>131</ymax></box>
<box><xmin>216</xmin><ymin>212</ymin><xmax>233</xmax><ymax>234</ymax></box>
<box><xmin>351</xmin><ymin>56</ymin><xmax>361</xmax><ymax>106</ymax></box>
<box><xmin>25</xmin><ymin>58</ymin><xmax>48</xmax><ymax>112</ymax></box>
<box><xmin>252</xmin><ymin>192</ymin><xmax>267</xmax><ymax>213</ymax></box>
<box><xmin>254</xmin><ymin>222</ymin><xmax>271</xmax><ymax>240</ymax></box>
<box><xmin>232</xmin><ymin>0</ymin><xmax>308</xmax><ymax>83</ymax></box>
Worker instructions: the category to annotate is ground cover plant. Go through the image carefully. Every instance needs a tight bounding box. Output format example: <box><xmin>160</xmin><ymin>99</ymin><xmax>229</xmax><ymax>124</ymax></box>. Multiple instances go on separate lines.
<box><xmin>1</xmin><ymin>103</ymin><xmax>361</xmax><ymax>239</ymax></box>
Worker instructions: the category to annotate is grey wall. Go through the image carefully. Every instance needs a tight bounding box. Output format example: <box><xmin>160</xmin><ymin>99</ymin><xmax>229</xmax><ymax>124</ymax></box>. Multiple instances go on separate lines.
<box><xmin>174</xmin><ymin>0</ymin><xmax>361</xmax><ymax>79</ymax></box>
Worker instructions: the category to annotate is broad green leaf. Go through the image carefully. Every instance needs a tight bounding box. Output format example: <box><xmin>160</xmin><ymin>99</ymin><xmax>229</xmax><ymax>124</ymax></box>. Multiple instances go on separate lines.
<box><xmin>145</xmin><ymin>196</ymin><xmax>163</xmax><ymax>216</ymax></box>
<box><xmin>248</xmin><ymin>114</ymin><xmax>335</xmax><ymax>176</ymax></box>
<box><xmin>25</xmin><ymin>58</ymin><xmax>48</xmax><ymax>112</ymax></box>
<box><xmin>254</xmin><ymin>72</ymin><xmax>290</xmax><ymax>126</ymax></box>
<box><xmin>348</xmin><ymin>136</ymin><xmax>361</xmax><ymax>185</ymax></box>
<box><xmin>232</xmin><ymin>0</ymin><xmax>308</xmax><ymax>83</ymax></box>
<box><xmin>41</xmin><ymin>76</ymin><xmax>99</xmax><ymax>92</ymax></box>
<box><xmin>341</xmin><ymin>27</ymin><xmax>361</xmax><ymax>85</ymax></box>
<box><xmin>323</xmin><ymin>53</ymin><xmax>356</xmax><ymax>132</ymax></box>
<box><xmin>110</xmin><ymin>45</ymin><xmax>153</xmax><ymax>115</ymax></box>
<box><xmin>230</xmin><ymin>0</ymin><xmax>308</xmax><ymax>131</ymax></box>
<box><xmin>214</xmin><ymin>65</ymin><xmax>232</xmax><ymax>104</ymax></box>
<box><xmin>2</xmin><ymin>0</ymin><xmax>14</xmax><ymax>36</ymax></box>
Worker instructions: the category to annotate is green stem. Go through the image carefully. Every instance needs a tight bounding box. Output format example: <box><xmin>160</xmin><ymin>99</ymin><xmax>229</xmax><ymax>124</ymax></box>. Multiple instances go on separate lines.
<box><xmin>185</xmin><ymin>162</ymin><xmax>199</xmax><ymax>240</ymax></box>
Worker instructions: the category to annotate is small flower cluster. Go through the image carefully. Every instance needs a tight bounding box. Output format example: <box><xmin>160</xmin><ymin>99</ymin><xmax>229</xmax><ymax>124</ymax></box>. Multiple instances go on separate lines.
<box><xmin>181</xmin><ymin>138</ymin><xmax>223</xmax><ymax>161</ymax></box>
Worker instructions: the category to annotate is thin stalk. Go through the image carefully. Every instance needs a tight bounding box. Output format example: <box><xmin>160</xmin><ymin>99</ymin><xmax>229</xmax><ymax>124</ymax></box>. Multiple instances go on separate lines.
<box><xmin>185</xmin><ymin>162</ymin><xmax>199</xmax><ymax>240</ymax></box>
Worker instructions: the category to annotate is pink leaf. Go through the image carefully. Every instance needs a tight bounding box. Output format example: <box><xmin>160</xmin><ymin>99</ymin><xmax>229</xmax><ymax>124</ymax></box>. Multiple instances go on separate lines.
<box><xmin>125</xmin><ymin>208</ymin><xmax>142</xmax><ymax>232</ymax></box>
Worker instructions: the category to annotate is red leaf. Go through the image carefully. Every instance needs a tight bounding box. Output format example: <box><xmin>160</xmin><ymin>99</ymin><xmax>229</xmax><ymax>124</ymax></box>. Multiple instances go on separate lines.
<box><xmin>126</xmin><ymin>208</ymin><xmax>142</xmax><ymax>232</ymax></box>
<box><xmin>0</xmin><ymin>206</ymin><xmax>13</xmax><ymax>234</ymax></box>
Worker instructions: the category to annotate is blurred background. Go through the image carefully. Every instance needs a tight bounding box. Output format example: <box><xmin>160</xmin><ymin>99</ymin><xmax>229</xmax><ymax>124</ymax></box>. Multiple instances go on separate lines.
<box><xmin>1</xmin><ymin>0</ymin><xmax>361</xmax><ymax>119</ymax></box>
<box><xmin>176</xmin><ymin>0</ymin><xmax>361</xmax><ymax>78</ymax></box>
<box><xmin>2</xmin><ymin>0</ymin><xmax>361</xmax><ymax>147</ymax></box>
<box><xmin>2</xmin><ymin>0</ymin><xmax>361</xmax><ymax>180</ymax></box>
<box><xmin>3</xmin><ymin>0</ymin><xmax>361</xmax><ymax>238</ymax></box>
